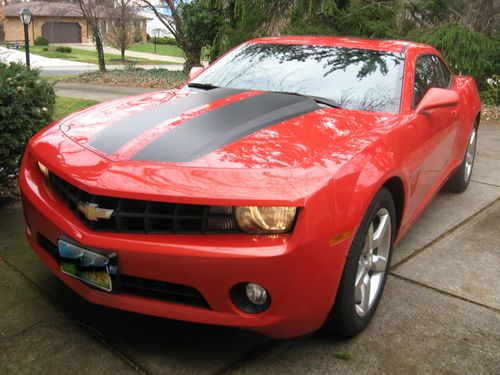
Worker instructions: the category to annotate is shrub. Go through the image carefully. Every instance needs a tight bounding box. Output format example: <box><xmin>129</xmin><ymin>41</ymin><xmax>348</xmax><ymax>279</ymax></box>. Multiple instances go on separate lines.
<box><xmin>34</xmin><ymin>36</ymin><xmax>49</xmax><ymax>46</ymax></box>
<box><xmin>480</xmin><ymin>75</ymin><xmax>499</xmax><ymax>105</ymax></box>
<box><xmin>0</xmin><ymin>63</ymin><xmax>55</xmax><ymax>193</ymax></box>
<box><xmin>134</xmin><ymin>31</ymin><xmax>143</xmax><ymax>43</ymax></box>
<box><xmin>150</xmin><ymin>36</ymin><xmax>177</xmax><ymax>45</ymax></box>
<box><xmin>55</xmin><ymin>46</ymin><xmax>72</xmax><ymax>53</ymax></box>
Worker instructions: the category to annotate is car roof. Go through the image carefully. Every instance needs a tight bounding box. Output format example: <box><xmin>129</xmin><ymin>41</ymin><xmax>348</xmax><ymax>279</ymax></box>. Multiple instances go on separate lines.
<box><xmin>249</xmin><ymin>36</ymin><xmax>432</xmax><ymax>54</ymax></box>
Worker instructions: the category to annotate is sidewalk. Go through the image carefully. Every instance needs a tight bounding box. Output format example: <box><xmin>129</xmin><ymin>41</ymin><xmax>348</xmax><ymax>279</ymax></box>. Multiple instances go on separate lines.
<box><xmin>61</xmin><ymin>43</ymin><xmax>185</xmax><ymax>64</ymax></box>
<box><xmin>0</xmin><ymin>124</ymin><xmax>499</xmax><ymax>374</ymax></box>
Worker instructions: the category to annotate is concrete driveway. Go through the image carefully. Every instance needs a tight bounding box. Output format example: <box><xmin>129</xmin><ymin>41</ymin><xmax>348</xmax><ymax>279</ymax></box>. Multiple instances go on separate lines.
<box><xmin>0</xmin><ymin>124</ymin><xmax>498</xmax><ymax>374</ymax></box>
<box><xmin>0</xmin><ymin>47</ymin><xmax>184</xmax><ymax>76</ymax></box>
<box><xmin>0</xmin><ymin>46</ymin><xmax>97</xmax><ymax>75</ymax></box>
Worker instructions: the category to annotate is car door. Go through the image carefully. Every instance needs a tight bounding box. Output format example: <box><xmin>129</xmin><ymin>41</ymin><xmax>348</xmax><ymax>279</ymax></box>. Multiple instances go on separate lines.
<box><xmin>413</xmin><ymin>54</ymin><xmax>459</xmax><ymax>197</ymax></box>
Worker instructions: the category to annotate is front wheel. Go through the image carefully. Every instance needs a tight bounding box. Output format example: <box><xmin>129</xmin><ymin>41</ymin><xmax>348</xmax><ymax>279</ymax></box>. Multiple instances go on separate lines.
<box><xmin>445</xmin><ymin>124</ymin><xmax>478</xmax><ymax>193</ymax></box>
<box><xmin>324</xmin><ymin>188</ymin><xmax>395</xmax><ymax>337</ymax></box>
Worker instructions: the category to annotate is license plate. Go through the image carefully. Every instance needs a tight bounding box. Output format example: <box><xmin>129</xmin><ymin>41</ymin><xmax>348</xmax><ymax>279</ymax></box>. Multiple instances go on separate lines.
<box><xmin>58</xmin><ymin>239</ymin><xmax>114</xmax><ymax>292</ymax></box>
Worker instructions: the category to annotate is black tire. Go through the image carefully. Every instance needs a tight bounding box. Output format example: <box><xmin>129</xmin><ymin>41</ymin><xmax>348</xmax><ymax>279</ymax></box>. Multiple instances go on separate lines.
<box><xmin>323</xmin><ymin>188</ymin><xmax>395</xmax><ymax>337</ymax></box>
<box><xmin>445</xmin><ymin>122</ymin><xmax>478</xmax><ymax>193</ymax></box>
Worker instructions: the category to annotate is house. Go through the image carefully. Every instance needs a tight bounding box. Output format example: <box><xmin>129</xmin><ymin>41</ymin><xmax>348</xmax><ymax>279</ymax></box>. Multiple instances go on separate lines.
<box><xmin>0</xmin><ymin>1</ymin><xmax>147</xmax><ymax>44</ymax></box>
<box><xmin>139</xmin><ymin>8</ymin><xmax>175</xmax><ymax>38</ymax></box>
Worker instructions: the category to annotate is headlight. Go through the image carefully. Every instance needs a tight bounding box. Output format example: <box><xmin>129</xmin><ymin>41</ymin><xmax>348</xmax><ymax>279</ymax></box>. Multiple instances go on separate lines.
<box><xmin>235</xmin><ymin>206</ymin><xmax>297</xmax><ymax>234</ymax></box>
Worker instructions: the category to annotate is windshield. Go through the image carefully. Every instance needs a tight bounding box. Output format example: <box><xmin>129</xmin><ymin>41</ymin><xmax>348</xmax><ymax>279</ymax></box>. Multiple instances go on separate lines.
<box><xmin>190</xmin><ymin>43</ymin><xmax>405</xmax><ymax>113</ymax></box>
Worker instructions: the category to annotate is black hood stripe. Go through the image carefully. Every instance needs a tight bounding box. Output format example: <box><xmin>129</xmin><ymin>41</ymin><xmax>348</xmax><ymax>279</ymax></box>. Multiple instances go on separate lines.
<box><xmin>132</xmin><ymin>92</ymin><xmax>319</xmax><ymax>163</ymax></box>
<box><xmin>89</xmin><ymin>88</ymin><xmax>242</xmax><ymax>155</ymax></box>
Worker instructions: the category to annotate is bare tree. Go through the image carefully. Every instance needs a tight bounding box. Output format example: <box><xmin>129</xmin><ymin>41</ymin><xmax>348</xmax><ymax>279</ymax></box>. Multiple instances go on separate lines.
<box><xmin>106</xmin><ymin>0</ymin><xmax>137</xmax><ymax>61</ymax></box>
<box><xmin>0</xmin><ymin>7</ymin><xmax>5</xmax><ymax>44</ymax></box>
<box><xmin>77</xmin><ymin>0</ymin><xmax>106</xmax><ymax>71</ymax></box>
<box><xmin>136</xmin><ymin>0</ymin><xmax>193</xmax><ymax>68</ymax></box>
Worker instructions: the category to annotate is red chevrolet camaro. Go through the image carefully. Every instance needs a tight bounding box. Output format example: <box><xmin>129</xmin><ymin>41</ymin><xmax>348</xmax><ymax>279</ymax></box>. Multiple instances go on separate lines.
<box><xmin>20</xmin><ymin>36</ymin><xmax>481</xmax><ymax>338</ymax></box>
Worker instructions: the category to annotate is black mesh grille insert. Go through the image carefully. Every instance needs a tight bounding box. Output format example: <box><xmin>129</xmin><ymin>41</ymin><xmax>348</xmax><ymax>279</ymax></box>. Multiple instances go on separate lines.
<box><xmin>48</xmin><ymin>173</ymin><xmax>240</xmax><ymax>234</ymax></box>
<box><xmin>37</xmin><ymin>234</ymin><xmax>210</xmax><ymax>309</ymax></box>
<box><xmin>120</xmin><ymin>275</ymin><xmax>210</xmax><ymax>308</ymax></box>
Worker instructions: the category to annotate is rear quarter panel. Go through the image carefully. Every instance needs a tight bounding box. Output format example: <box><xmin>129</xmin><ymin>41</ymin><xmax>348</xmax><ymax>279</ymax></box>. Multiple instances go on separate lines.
<box><xmin>451</xmin><ymin>76</ymin><xmax>481</xmax><ymax>165</ymax></box>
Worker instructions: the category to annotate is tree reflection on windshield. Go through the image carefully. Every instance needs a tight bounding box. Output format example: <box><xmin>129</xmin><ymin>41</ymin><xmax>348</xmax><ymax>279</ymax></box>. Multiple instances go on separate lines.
<box><xmin>192</xmin><ymin>43</ymin><xmax>404</xmax><ymax>113</ymax></box>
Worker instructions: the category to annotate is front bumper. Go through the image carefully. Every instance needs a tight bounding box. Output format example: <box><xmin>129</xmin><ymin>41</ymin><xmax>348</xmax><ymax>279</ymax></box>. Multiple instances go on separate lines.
<box><xmin>19</xmin><ymin>154</ymin><xmax>350</xmax><ymax>339</ymax></box>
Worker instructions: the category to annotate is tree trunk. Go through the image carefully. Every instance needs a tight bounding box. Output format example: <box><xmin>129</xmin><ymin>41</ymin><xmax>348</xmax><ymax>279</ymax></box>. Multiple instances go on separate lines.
<box><xmin>95</xmin><ymin>31</ymin><xmax>106</xmax><ymax>72</ymax></box>
<box><xmin>121</xmin><ymin>48</ymin><xmax>125</xmax><ymax>61</ymax></box>
<box><xmin>183</xmin><ymin>46</ymin><xmax>202</xmax><ymax>73</ymax></box>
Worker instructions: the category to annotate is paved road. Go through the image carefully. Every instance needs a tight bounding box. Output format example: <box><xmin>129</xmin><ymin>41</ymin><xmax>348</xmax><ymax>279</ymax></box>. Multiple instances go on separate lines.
<box><xmin>0</xmin><ymin>124</ymin><xmax>499</xmax><ymax>374</ymax></box>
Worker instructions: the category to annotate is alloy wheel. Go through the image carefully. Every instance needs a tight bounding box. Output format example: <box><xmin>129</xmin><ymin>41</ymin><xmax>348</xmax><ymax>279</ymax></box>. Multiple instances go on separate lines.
<box><xmin>355</xmin><ymin>207</ymin><xmax>392</xmax><ymax>317</ymax></box>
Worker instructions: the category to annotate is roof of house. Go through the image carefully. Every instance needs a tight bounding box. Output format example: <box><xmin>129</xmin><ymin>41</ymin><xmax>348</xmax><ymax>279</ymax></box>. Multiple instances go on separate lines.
<box><xmin>2</xmin><ymin>1</ymin><xmax>146</xmax><ymax>19</ymax></box>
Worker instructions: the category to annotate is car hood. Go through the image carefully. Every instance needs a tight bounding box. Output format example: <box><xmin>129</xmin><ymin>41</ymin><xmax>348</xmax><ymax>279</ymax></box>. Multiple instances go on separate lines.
<box><xmin>30</xmin><ymin>88</ymin><xmax>399</xmax><ymax>204</ymax></box>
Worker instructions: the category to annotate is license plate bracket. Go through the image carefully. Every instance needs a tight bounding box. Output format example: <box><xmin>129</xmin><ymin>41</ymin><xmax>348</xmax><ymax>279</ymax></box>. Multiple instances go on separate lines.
<box><xmin>58</xmin><ymin>238</ymin><xmax>117</xmax><ymax>292</ymax></box>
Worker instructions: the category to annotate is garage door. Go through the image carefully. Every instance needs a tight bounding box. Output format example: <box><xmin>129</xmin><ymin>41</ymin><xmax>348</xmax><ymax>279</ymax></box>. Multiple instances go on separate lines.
<box><xmin>42</xmin><ymin>22</ymin><xmax>81</xmax><ymax>43</ymax></box>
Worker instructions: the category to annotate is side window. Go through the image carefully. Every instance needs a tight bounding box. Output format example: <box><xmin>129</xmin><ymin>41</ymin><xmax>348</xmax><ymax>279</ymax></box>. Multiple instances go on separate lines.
<box><xmin>436</xmin><ymin>57</ymin><xmax>452</xmax><ymax>88</ymax></box>
<box><xmin>413</xmin><ymin>55</ymin><xmax>448</xmax><ymax>108</ymax></box>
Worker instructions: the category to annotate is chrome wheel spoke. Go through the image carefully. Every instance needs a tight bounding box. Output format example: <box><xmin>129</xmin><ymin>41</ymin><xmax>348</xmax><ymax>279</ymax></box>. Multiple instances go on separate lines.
<box><xmin>464</xmin><ymin>128</ymin><xmax>476</xmax><ymax>182</ymax></box>
<box><xmin>372</xmin><ymin>213</ymin><xmax>389</xmax><ymax>250</ymax></box>
<box><xmin>355</xmin><ymin>266</ymin><xmax>368</xmax><ymax>303</ymax></box>
<box><xmin>356</xmin><ymin>272</ymin><xmax>371</xmax><ymax>314</ymax></box>
<box><xmin>371</xmin><ymin>254</ymin><xmax>387</xmax><ymax>272</ymax></box>
<box><xmin>365</xmin><ymin>223</ymin><xmax>374</xmax><ymax>253</ymax></box>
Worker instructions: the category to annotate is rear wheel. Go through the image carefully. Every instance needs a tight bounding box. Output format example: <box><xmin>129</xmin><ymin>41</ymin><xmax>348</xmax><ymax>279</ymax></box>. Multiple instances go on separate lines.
<box><xmin>445</xmin><ymin>124</ymin><xmax>478</xmax><ymax>193</ymax></box>
<box><xmin>324</xmin><ymin>188</ymin><xmax>395</xmax><ymax>337</ymax></box>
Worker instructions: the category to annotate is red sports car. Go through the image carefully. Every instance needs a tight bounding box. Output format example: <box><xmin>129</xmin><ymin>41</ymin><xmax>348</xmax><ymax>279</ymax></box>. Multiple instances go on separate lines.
<box><xmin>20</xmin><ymin>36</ymin><xmax>481</xmax><ymax>339</ymax></box>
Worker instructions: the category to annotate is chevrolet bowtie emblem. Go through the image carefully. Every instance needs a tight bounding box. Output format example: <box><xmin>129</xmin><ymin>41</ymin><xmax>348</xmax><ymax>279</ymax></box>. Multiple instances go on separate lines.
<box><xmin>77</xmin><ymin>202</ymin><xmax>114</xmax><ymax>221</ymax></box>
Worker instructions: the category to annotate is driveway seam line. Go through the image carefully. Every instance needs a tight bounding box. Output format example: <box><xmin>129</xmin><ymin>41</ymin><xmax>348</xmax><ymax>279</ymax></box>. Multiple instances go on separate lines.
<box><xmin>390</xmin><ymin>273</ymin><xmax>500</xmax><ymax>313</ymax></box>
<box><xmin>0</xmin><ymin>255</ymin><xmax>149</xmax><ymax>375</ymax></box>
<box><xmin>471</xmin><ymin>179</ymin><xmax>500</xmax><ymax>188</ymax></box>
<box><xmin>214</xmin><ymin>339</ymin><xmax>285</xmax><ymax>375</ymax></box>
<box><xmin>392</xmin><ymin>196</ymin><xmax>500</xmax><ymax>270</ymax></box>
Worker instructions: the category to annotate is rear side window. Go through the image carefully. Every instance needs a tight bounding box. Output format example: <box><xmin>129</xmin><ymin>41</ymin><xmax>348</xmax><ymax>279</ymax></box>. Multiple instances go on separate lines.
<box><xmin>413</xmin><ymin>55</ymin><xmax>449</xmax><ymax>108</ymax></box>
<box><xmin>437</xmin><ymin>58</ymin><xmax>452</xmax><ymax>87</ymax></box>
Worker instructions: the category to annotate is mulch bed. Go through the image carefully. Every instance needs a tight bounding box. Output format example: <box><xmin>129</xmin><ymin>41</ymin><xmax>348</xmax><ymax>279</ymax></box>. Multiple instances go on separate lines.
<box><xmin>481</xmin><ymin>105</ymin><xmax>499</xmax><ymax>124</ymax></box>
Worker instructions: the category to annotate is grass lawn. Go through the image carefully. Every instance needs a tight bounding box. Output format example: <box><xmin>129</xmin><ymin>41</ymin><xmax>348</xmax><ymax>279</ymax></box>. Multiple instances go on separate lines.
<box><xmin>129</xmin><ymin>43</ymin><xmax>184</xmax><ymax>58</ymax></box>
<box><xmin>29</xmin><ymin>46</ymin><xmax>173</xmax><ymax>65</ymax></box>
<box><xmin>54</xmin><ymin>96</ymin><xmax>100</xmax><ymax>120</ymax></box>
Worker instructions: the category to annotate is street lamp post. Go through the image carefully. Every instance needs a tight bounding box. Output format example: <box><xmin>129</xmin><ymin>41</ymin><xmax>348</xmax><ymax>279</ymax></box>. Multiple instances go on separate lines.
<box><xmin>18</xmin><ymin>8</ymin><xmax>32</xmax><ymax>69</ymax></box>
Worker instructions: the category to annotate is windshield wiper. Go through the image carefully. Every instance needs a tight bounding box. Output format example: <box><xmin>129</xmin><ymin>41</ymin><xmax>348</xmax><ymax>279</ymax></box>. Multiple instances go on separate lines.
<box><xmin>187</xmin><ymin>82</ymin><xmax>219</xmax><ymax>90</ymax></box>
<box><xmin>273</xmin><ymin>91</ymin><xmax>342</xmax><ymax>109</ymax></box>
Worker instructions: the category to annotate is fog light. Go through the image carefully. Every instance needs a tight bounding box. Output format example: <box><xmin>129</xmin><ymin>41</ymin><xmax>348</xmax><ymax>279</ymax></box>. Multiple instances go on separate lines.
<box><xmin>231</xmin><ymin>282</ymin><xmax>271</xmax><ymax>314</ymax></box>
<box><xmin>246</xmin><ymin>283</ymin><xmax>267</xmax><ymax>305</ymax></box>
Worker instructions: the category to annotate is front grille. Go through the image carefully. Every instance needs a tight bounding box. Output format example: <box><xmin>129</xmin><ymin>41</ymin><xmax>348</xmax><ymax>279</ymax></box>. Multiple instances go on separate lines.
<box><xmin>48</xmin><ymin>173</ymin><xmax>240</xmax><ymax>234</ymax></box>
<box><xmin>37</xmin><ymin>234</ymin><xmax>210</xmax><ymax>309</ymax></box>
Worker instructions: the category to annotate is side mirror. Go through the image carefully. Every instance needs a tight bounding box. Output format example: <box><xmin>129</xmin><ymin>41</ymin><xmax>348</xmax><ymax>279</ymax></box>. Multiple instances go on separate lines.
<box><xmin>416</xmin><ymin>88</ymin><xmax>459</xmax><ymax>114</ymax></box>
<box><xmin>188</xmin><ymin>66</ymin><xmax>204</xmax><ymax>80</ymax></box>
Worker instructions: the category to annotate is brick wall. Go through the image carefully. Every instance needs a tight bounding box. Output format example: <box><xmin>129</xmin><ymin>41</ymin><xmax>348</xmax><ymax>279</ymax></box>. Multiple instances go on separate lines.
<box><xmin>3</xmin><ymin>16</ymin><xmax>146</xmax><ymax>45</ymax></box>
